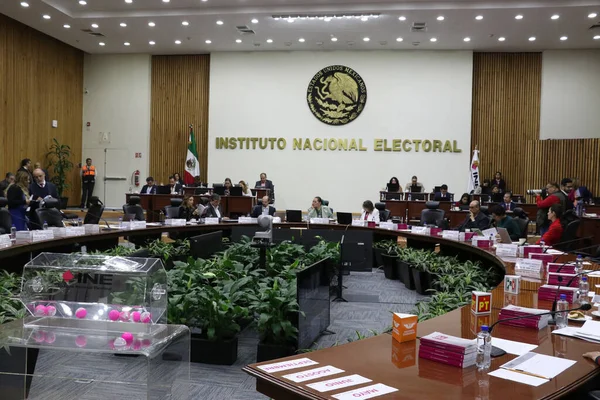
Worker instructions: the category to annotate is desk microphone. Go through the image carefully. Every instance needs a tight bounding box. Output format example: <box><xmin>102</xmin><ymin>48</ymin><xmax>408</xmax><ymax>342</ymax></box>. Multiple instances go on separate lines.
<box><xmin>542</xmin><ymin>236</ymin><xmax>594</xmax><ymax>253</ymax></box>
<box><xmin>83</xmin><ymin>211</ymin><xmax>113</xmax><ymax>230</ymax></box>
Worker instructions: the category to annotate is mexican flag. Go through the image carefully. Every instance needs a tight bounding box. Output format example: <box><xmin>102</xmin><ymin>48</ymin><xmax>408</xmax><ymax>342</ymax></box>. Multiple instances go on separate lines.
<box><xmin>184</xmin><ymin>125</ymin><xmax>200</xmax><ymax>185</ymax></box>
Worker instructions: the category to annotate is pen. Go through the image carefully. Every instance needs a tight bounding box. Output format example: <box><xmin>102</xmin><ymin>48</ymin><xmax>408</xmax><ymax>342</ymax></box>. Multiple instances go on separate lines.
<box><xmin>503</xmin><ymin>367</ymin><xmax>551</xmax><ymax>381</ymax></box>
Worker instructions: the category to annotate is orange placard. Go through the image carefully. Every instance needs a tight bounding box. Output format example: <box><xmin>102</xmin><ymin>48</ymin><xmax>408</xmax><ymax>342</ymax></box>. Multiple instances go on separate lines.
<box><xmin>392</xmin><ymin>313</ymin><xmax>418</xmax><ymax>343</ymax></box>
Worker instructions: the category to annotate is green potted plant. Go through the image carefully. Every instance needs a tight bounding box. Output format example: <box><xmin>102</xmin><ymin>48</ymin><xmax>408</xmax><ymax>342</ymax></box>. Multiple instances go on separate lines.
<box><xmin>398</xmin><ymin>248</ymin><xmax>417</xmax><ymax>289</ymax></box>
<box><xmin>411</xmin><ymin>251</ymin><xmax>437</xmax><ymax>295</ymax></box>
<box><xmin>46</xmin><ymin>138</ymin><xmax>74</xmax><ymax>209</ymax></box>
<box><xmin>251</xmin><ymin>277</ymin><xmax>300</xmax><ymax>362</ymax></box>
<box><xmin>379</xmin><ymin>242</ymin><xmax>401</xmax><ymax>280</ymax></box>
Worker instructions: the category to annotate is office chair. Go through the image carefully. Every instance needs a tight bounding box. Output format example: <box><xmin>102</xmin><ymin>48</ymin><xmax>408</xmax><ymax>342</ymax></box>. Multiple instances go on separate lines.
<box><xmin>480</xmin><ymin>206</ymin><xmax>490</xmax><ymax>216</ymax></box>
<box><xmin>420</xmin><ymin>201</ymin><xmax>446</xmax><ymax>228</ymax></box>
<box><xmin>36</xmin><ymin>198</ymin><xmax>64</xmax><ymax>228</ymax></box>
<box><xmin>122</xmin><ymin>196</ymin><xmax>145</xmax><ymax>221</ymax></box>
<box><xmin>555</xmin><ymin>220</ymin><xmax>581</xmax><ymax>252</ymax></box>
<box><xmin>0</xmin><ymin>197</ymin><xmax>12</xmax><ymax>234</ymax></box>
<box><xmin>170</xmin><ymin>198</ymin><xmax>184</xmax><ymax>207</ymax></box>
<box><xmin>512</xmin><ymin>207</ymin><xmax>530</xmax><ymax>239</ymax></box>
<box><xmin>84</xmin><ymin>197</ymin><xmax>105</xmax><ymax>225</ymax></box>
<box><xmin>374</xmin><ymin>202</ymin><xmax>391</xmax><ymax>221</ymax></box>
<box><xmin>164</xmin><ymin>206</ymin><xmax>181</xmax><ymax>219</ymax></box>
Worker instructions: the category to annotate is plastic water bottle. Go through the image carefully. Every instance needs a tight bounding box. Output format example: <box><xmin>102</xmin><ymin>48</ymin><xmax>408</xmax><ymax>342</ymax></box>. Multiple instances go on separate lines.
<box><xmin>540</xmin><ymin>239</ymin><xmax>545</xmax><ymax>250</ymax></box>
<box><xmin>489</xmin><ymin>234</ymin><xmax>494</xmax><ymax>246</ymax></box>
<box><xmin>42</xmin><ymin>221</ymin><xmax>48</xmax><ymax>230</ymax></box>
<box><xmin>476</xmin><ymin>325</ymin><xmax>492</xmax><ymax>369</ymax></box>
<box><xmin>118</xmin><ymin>217</ymin><xmax>123</xmax><ymax>229</ymax></box>
<box><xmin>556</xmin><ymin>294</ymin><xmax>569</xmax><ymax>328</ymax></box>
<box><xmin>10</xmin><ymin>225</ymin><xmax>16</xmax><ymax>243</ymax></box>
<box><xmin>575</xmin><ymin>254</ymin><xmax>583</xmax><ymax>274</ymax></box>
<box><xmin>577</xmin><ymin>276</ymin><xmax>589</xmax><ymax>305</ymax></box>
<box><xmin>77</xmin><ymin>218</ymin><xmax>83</xmax><ymax>227</ymax></box>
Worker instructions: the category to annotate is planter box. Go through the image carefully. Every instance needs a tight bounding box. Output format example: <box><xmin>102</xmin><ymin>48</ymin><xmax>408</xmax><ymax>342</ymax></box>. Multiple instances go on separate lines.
<box><xmin>191</xmin><ymin>335</ymin><xmax>238</xmax><ymax>365</ymax></box>
<box><xmin>257</xmin><ymin>342</ymin><xmax>296</xmax><ymax>363</ymax></box>
<box><xmin>411</xmin><ymin>268</ymin><xmax>432</xmax><ymax>295</ymax></box>
<box><xmin>381</xmin><ymin>254</ymin><xmax>399</xmax><ymax>280</ymax></box>
<box><xmin>399</xmin><ymin>261</ymin><xmax>416</xmax><ymax>290</ymax></box>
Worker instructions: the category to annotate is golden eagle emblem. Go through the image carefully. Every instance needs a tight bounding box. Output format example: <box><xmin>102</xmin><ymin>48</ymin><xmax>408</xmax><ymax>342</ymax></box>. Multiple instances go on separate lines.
<box><xmin>186</xmin><ymin>158</ymin><xmax>196</xmax><ymax>169</ymax></box>
<box><xmin>307</xmin><ymin>65</ymin><xmax>367</xmax><ymax>126</ymax></box>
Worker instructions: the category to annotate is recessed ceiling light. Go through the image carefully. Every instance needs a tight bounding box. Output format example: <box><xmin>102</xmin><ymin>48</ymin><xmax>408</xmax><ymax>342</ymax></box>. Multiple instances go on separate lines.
<box><xmin>361</xmin><ymin>17</ymin><xmax>368</xmax><ymax>22</ymax></box>
<box><xmin>464</xmin><ymin>37</ymin><xmax>471</xmax><ymax>42</ymax></box>
<box><xmin>63</xmin><ymin>24</ymin><xmax>71</xmax><ymax>28</ymax></box>
<box><xmin>398</xmin><ymin>16</ymin><xmax>406</xmax><ymax>21</ymax></box>
<box><xmin>396</xmin><ymin>37</ymin><xmax>403</xmax><ymax>42</ymax></box>
<box><xmin>430</xmin><ymin>37</ymin><xmax>437</xmax><ymax>42</ymax></box>
<box><xmin>216</xmin><ymin>20</ymin><xmax>223</xmax><ymax>25</ymax></box>
<box><xmin>43</xmin><ymin>14</ymin><xmax>51</xmax><ymax>20</ymax></box>
<box><xmin>266</xmin><ymin>39</ymin><xmax>273</xmax><ymax>43</ymax></box>
<box><xmin>475</xmin><ymin>15</ymin><xmax>483</xmax><ymax>20</ymax></box>
<box><xmin>589</xmin><ymin>13</ymin><xmax>598</xmax><ymax>19</ymax></box>
<box><xmin>182</xmin><ymin>21</ymin><xmax>189</xmax><ymax>26</ymax></box>
<box><xmin>148</xmin><ymin>22</ymin><xmax>155</xmax><ymax>27</ymax></box>
<box><xmin>79</xmin><ymin>0</ymin><xmax>87</xmax><ymax>5</ymax></box>
<box><xmin>235</xmin><ymin>39</ymin><xmax>242</xmax><ymax>43</ymax></box>
<box><xmin>515</xmin><ymin>15</ymin><xmax>523</xmax><ymax>20</ymax></box>
<box><xmin>324</xmin><ymin>17</ymin><xmax>332</xmax><ymax>22</ymax></box>
<box><xmin>560</xmin><ymin>36</ymin><xmax>568</xmax><ymax>41</ymax></box>
<box><xmin>20</xmin><ymin>2</ymin><xmax>29</xmax><ymax>7</ymax></box>
<box><xmin>162</xmin><ymin>0</ymin><xmax>170</xmax><ymax>2</ymax></box>
<box><xmin>287</xmin><ymin>18</ymin><xmax>294</xmax><ymax>23</ymax></box>
<box><xmin>91</xmin><ymin>23</ymin><xmax>99</xmax><ymax>28</ymax></box>
<box><xmin>251</xmin><ymin>18</ymin><xmax>259</xmax><ymax>24</ymax></box>
<box><xmin>120</xmin><ymin>22</ymin><xmax>127</xmax><ymax>27</ymax></box>
<box><xmin>498</xmin><ymin>37</ymin><xmax>506</xmax><ymax>41</ymax></box>
<box><xmin>594</xmin><ymin>35</ymin><xmax>600</xmax><ymax>40</ymax></box>
<box><xmin>551</xmin><ymin>14</ymin><xmax>560</xmax><ymax>20</ymax></box>
<box><xmin>124</xmin><ymin>42</ymin><xmax>130</xmax><ymax>46</ymax></box>
<box><xmin>201</xmin><ymin>0</ymin><xmax>207</xmax><ymax>2</ymax></box>
<box><xmin>205</xmin><ymin>39</ymin><xmax>212</xmax><ymax>44</ymax></box>
<box><xmin>125</xmin><ymin>0</ymin><xmax>132</xmax><ymax>3</ymax></box>
<box><xmin>331</xmin><ymin>37</ymin><xmax>338</xmax><ymax>42</ymax></box>
<box><xmin>99</xmin><ymin>42</ymin><xmax>105</xmax><ymax>46</ymax></box>
<box><xmin>363</xmin><ymin>37</ymin><xmax>370</xmax><ymax>42</ymax></box>
<box><xmin>299</xmin><ymin>38</ymin><xmax>305</xmax><ymax>42</ymax></box>
<box><xmin>149</xmin><ymin>41</ymin><xmax>155</xmax><ymax>45</ymax></box>
<box><xmin>175</xmin><ymin>40</ymin><xmax>181</xmax><ymax>44</ymax></box>
<box><xmin>437</xmin><ymin>16</ymin><xmax>444</xmax><ymax>21</ymax></box>
<box><xmin>528</xmin><ymin>36</ymin><xmax>536</xmax><ymax>41</ymax></box>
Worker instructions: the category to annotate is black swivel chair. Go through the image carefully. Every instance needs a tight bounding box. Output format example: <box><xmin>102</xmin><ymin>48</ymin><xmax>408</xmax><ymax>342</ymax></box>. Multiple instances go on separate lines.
<box><xmin>35</xmin><ymin>198</ymin><xmax>64</xmax><ymax>228</ymax></box>
<box><xmin>122</xmin><ymin>196</ymin><xmax>145</xmax><ymax>221</ymax></box>
<box><xmin>555</xmin><ymin>220</ymin><xmax>581</xmax><ymax>252</ymax></box>
<box><xmin>512</xmin><ymin>207</ymin><xmax>530</xmax><ymax>239</ymax></box>
<box><xmin>420</xmin><ymin>201</ymin><xmax>446</xmax><ymax>228</ymax></box>
<box><xmin>374</xmin><ymin>202</ymin><xmax>391</xmax><ymax>221</ymax></box>
<box><xmin>480</xmin><ymin>206</ymin><xmax>490</xmax><ymax>216</ymax></box>
<box><xmin>84</xmin><ymin>197</ymin><xmax>105</xmax><ymax>225</ymax></box>
<box><xmin>164</xmin><ymin>198</ymin><xmax>183</xmax><ymax>219</ymax></box>
<box><xmin>0</xmin><ymin>198</ymin><xmax>12</xmax><ymax>234</ymax></box>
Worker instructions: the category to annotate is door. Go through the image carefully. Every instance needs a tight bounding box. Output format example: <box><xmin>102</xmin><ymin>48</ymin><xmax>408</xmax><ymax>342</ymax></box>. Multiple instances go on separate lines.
<box><xmin>104</xmin><ymin>148</ymin><xmax>130</xmax><ymax>209</ymax></box>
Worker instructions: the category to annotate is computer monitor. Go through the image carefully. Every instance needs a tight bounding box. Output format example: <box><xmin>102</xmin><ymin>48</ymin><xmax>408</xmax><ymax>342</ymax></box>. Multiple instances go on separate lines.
<box><xmin>336</xmin><ymin>212</ymin><xmax>352</xmax><ymax>225</ymax></box>
<box><xmin>213</xmin><ymin>186</ymin><xmax>226</xmax><ymax>196</ymax></box>
<box><xmin>385</xmin><ymin>192</ymin><xmax>401</xmax><ymax>201</ymax></box>
<box><xmin>411</xmin><ymin>193</ymin><xmax>427</xmax><ymax>201</ymax></box>
<box><xmin>286</xmin><ymin>210</ymin><xmax>302</xmax><ymax>222</ymax></box>
<box><xmin>433</xmin><ymin>186</ymin><xmax>442</xmax><ymax>193</ymax></box>
<box><xmin>156</xmin><ymin>185</ymin><xmax>171</xmax><ymax>195</ymax></box>
<box><xmin>189</xmin><ymin>231</ymin><xmax>223</xmax><ymax>259</ymax></box>
<box><xmin>410</xmin><ymin>185</ymin><xmax>422</xmax><ymax>193</ymax></box>
<box><xmin>194</xmin><ymin>187</ymin><xmax>210</xmax><ymax>195</ymax></box>
<box><xmin>229</xmin><ymin>186</ymin><xmax>242</xmax><ymax>196</ymax></box>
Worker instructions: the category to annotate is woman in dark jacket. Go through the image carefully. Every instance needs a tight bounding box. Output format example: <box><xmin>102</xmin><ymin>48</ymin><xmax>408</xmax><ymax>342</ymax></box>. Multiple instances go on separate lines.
<box><xmin>178</xmin><ymin>196</ymin><xmax>199</xmax><ymax>221</ymax></box>
<box><xmin>7</xmin><ymin>170</ymin><xmax>31</xmax><ymax>231</ymax></box>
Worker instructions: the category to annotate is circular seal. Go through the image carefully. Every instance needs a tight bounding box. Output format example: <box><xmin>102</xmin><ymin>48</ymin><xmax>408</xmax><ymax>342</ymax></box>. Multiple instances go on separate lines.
<box><xmin>306</xmin><ymin>65</ymin><xmax>367</xmax><ymax>126</ymax></box>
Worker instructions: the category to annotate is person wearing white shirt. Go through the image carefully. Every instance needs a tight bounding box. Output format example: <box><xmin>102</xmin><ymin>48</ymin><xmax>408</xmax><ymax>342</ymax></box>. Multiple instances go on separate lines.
<box><xmin>360</xmin><ymin>200</ymin><xmax>380</xmax><ymax>223</ymax></box>
<box><xmin>239</xmin><ymin>180</ymin><xmax>253</xmax><ymax>197</ymax></box>
<box><xmin>203</xmin><ymin>193</ymin><xmax>227</xmax><ymax>220</ymax></box>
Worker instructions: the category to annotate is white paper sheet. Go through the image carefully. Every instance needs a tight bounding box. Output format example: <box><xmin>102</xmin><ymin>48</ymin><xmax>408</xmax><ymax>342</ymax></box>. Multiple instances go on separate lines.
<box><xmin>332</xmin><ymin>383</ymin><xmax>398</xmax><ymax>400</ymax></box>
<box><xmin>553</xmin><ymin>327</ymin><xmax>600</xmax><ymax>344</ymax></box>
<box><xmin>489</xmin><ymin>368</ymin><xmax>547</xmax><ymax>387</ymax></box>
<box><xmin>257</xmin><ymin>358</ymin><xmax>318</xmax><ymax>373</ymax></box>
<box><xmin>490</xmin><ymin>338</ymin><xmax>538</xmax><ymax>356</ymax></box>
<box><xmin>500</xmin><ymin>353</ymin><xmax>576</xmax><ymax>379</ymax></box>
<box><xmin>579</xmin><ymin>320</ymin><xmax>600</xmax><ymax>334</ymax></box>
<box><xmin>282</xmin><ymin>365</ymin><xmax>344</xmax><ymax>383</ymax></box>
<box><xmin>306</xmin><ymin>374</ymin><xmax>372</xmax><ymax>393</ymax></box>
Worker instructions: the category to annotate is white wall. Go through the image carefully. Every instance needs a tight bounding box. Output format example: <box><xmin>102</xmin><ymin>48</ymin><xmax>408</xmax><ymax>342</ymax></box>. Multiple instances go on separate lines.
<box><xmin>540</xmin><ymin>50</ymin><xmax>600</xmax><ymax>140</ymax></box>
<box><xmin>208</xmin><ymin>51</ymin><xmax>473</xmax><ymax>212</ymax></box>
<box><xmin>82</xmin><ymin>54</ymin><xmax>151</xmax><ymax>208</ymax></box>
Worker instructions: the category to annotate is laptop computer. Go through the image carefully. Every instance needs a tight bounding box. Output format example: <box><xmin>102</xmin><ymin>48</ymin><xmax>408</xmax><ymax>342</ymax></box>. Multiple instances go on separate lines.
<box><xmin>336</xmin><ymin>212</ymin><xmax>353</xmax><ymax>225</ymax></box>
<box><xmin>213</xmin><ymin>186</ymin><xmax>226</xmax><ymax>196</ymax></box>
<box><xmin>194</xmin><ymin>187</ymin><xmax>210</xmax><ymax>195</ymax></box>
<box><xmin>156</xmin><ymin>185</ymin><xmax>171</xmax><ymax>195</ymax></box>
<box><xmin>410</xmin><ymin>185</ymin><xmax>422</xmax><ymax>193</ymax></box>
<box><xmin>286</xmin><ymin>210</ymin><xmax>302</xmax><ymax>222</ymax></box>
<box><xmin>497</xmin><ymin>227</ymin><xmax>513</xmax><ymax>244</ymax></box>
<box><xmin>229</xmin><ymin>186</ymin><xmax>243</xmax><ymax>196</ymax></box>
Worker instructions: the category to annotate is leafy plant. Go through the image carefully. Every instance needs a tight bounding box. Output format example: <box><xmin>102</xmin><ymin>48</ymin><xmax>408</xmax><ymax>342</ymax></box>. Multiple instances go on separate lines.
<box><xmin>0</xmin><ymin>271</ymin><xmax>25</xmax><ymax>325</ymax></box>
<box><xmin>147</xmin><ymin>239</ymin><xmax>190</xmax><ymax>261</ymax></box>
<box><xmin>46</xmin><ymin>138</ymin><xmax>74</xmax><ymax>198</ymax></box>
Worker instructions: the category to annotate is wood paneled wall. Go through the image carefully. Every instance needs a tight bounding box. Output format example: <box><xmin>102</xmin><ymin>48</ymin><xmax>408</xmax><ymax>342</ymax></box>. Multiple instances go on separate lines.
<box><xmin>0</xmin><ymin>14</ymin><xmax>83</xmax><ymax>203</ymax></box>
<box><xmin>471</xmin><ymin>53</ymin><xmax>600</xmax><ymax>196</ymax></box>
<box><xmin>150</xmin><ymin>55</ymin><xmax>210</xmax><ymax>183</ymax></box>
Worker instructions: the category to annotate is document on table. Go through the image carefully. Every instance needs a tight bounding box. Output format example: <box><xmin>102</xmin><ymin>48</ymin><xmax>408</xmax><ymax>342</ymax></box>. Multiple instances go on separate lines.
<box><xmin>573</xmin><ymin>320</ymin><xmax>600</xmax><ymax>342</ymax></box>
<box><xmin>489</xmin><ymin>369</ymin><xmax>547</xmax><ymax>387</ymax></box>
<box><xmin>489</xmin><ymin>338</ymin><xmax>538</xmax><ymax>356</ymax></box>
<box><xmin>553</xmin><ymin>326</ymin><xmax>600</xmax><ymax>344</ymax></box>
<box><xmin>500</xmin><ymin>352</ymin><xmax>576</xmax><ymax>380</ymax></box>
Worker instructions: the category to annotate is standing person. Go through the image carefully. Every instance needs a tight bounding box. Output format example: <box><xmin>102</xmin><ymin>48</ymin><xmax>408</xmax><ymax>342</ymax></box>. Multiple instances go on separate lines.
<box><xmin>7</xmin><ymin>171</ymin><xmax>31</xmax><ymax>231</ymax></box>
<box><xmin>17</xmin><ymin>159</ymin><xmax>33</xmax><ymax>181</ymax></box>
<box><xmin>493</xmin><ymin>172</ymin><xmax>506</xmax><ymax>193</ymax></box>
<box><xmin>536</xmin><ymin>182</ymin><xmax>567</xmax><ymax>235</ymax></box>
<box><xmin>254</xmin><ymin>173</ymin><xmax>275</xmax><ymax>203</ymax></box>
<box><xmin>80</xmin><ymin>158</ymin><xmax>96</xmax><ymax>209</ymax></box>
<box><xmin>0</xmin><ymin>173</ymin><xmax>15</xmax><ymax>197</ymax></box>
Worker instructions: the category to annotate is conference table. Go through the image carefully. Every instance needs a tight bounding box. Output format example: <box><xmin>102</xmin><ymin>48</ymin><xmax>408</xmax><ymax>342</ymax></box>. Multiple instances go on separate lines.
<box><xmin>2</xmin><ymin>221</ymin><xmax>600</xmax><ymax>399</ymax></box>
<box><xmin>181</xmin><ymin>187</ymin><xmax>271</xmax><ymax>202</ymax></box>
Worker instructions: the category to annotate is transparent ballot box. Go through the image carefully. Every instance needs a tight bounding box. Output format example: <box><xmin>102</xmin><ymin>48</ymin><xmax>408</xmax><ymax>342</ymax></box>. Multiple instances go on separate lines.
<box><xmin>20</xmin><ymin>253</ymin><xmax>168</xmax><ymax>328</ymax></box>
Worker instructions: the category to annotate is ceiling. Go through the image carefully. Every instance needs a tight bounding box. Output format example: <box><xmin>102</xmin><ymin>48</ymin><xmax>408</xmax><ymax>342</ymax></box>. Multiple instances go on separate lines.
<box><xmin>1</xmin><ymin>0</ymin><xmax>600</xmax><ymax>54</ymax></box>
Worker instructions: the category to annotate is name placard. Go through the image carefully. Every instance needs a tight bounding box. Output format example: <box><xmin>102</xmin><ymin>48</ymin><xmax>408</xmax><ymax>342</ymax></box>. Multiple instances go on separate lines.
<box><xmin>307</xmin><ymin>374</ymin><xmax>372</xmax><ymax>393</ymax></box>
<box><xmin>379</xmin><ymin>222</ymin><xmax>398</xmax><ymax>230</ymax></box>
<box><xmin>411</xmin><ymin>226</ymin><xmax>429</xmax><ymax>235</ymax></box>
<box><xmin>32</xmin><ymin>231</ymin><xmax>54</xmax><ymax>243</ymax></box>
<box><xmin>272</xmin><ymin>216</ymin><xmax>282</xmax><ymax>223</ymax></box>
<box><xmin>282</xmin><ymin>365</ymin><xmax>344</xmax><ymax>383</ymax></box>
<box><xmin>205</xmin><ymin>218</ymin><xmax>220</xmax><ymax>225</ymax></box>
<box><xmin>65</xmin><ymin>227</ymin><xmax>85</xmax><ymax>237</ymax></box>
<box><xmin>50</xmin><ymin>227</ymin><xmax>66</xmax><ymax>238</ymax></box>
<box><xmin>165</xmin><ymin>218</ymin><xmax>187</xmax><ymax>226</ymax></box>
<box><xmin>496</xmin><ymin>244</ymin><xmax>518</xmax><ymax>257</ymax></box>
<box><xmin>442</xmin><ymin>230</ymin><xmax>460</xmax><ymax>241</ymax></box>
<box><xmin>310</xmin><ymin>218</ymin><xmax>330</xmax><ymax>224</ymax></box>
<box><xmin>352</xmin><ymin>220</ymin><xmax>368</xmax><ymax>227</ymax></box>
<box><xmin>257</xmin><ymin>357</ymin><xmax>318</xmax><ymax>373</ymax></box>
<box><xmin>238</xmin><ymin>217</ymin><xmax>258</xmax><ymax>224</ymax></box>
<box><xmin>131</xmin><ymin>221</ymin><xmax>146</xmax><ymax>230</ymax></box>
<box><xmin>515</xmin><ymin>258</ymin><xmax>544</xmax><ymax>273</ymax></box>
<box><xmin>84</xmin><ymin>224</ymin><xmax>100</xmax><ymax>234</ymax></box>
<box><xmin>0</xmin><ymin>234</ymin><xmax>11</xmax><ymax>248</ymax></box>
<box><xmin>332</xmin><ymin>383</ymin><xmax>399</xmax><ymax>400</ymax></box>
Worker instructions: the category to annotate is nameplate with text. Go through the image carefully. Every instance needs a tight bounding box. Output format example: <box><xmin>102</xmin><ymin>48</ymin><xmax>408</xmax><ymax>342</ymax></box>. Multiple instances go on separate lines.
<box><xmin>165</xmin><ymin>219</ymin><xmax>187</xmax><ymax>226</ymax></box>
<box><xmin>442</xmin><ymin>230</ymin><xmax>460</xmax><ymax>241</ymax></box>
<box><xmin>50</xmin><ymin>227</ymin><xmax>66</xmax><ymax>238</ymax></box>
<box><xmin>496</xmin><ymin>244</ymin><xmax>519</xmax><ymax>258</ymax></box>
<box><xmin>32</xmin><ymin>231</ymin><xmax>54</xmax><ymax>243</ymax></box>
<box><xmin>307</xmin><ymin>374</ymin><xmax>372</xmax><ymax>393</ymax></box>
<box><xmin>352</xmin><ymin>220</ymin><xmax>368</xmax><ymax>227</ymax></box>
<box><xmin>272</xmin><ymin>216</ymin><xmax>282</xmax><ymax>223</ymax></box>
<box><xmin>332</xmin><ymin>383</ymin><xmax>399</xmax><ymax>400</ymax></box>
<box><xmin>0</xmin><ymin>234</ymin><xmax>11</xmax><ymax>248</ymax></box>
<box><xmin>379</xmin><ymin>222</ymin><xmax>397</xmax><ymax>230</ymax></box>
<box><xmin>282</xmin><ymin>365</ymin><xmax>344</xmax><ymax>383</ymax></box>
<box><xmin>411</xmin><ymin>226</ymin><xmax>429</xmax><ymax>235</ymax></box>
<box><xmin>515</xmin><ymin>258</ymin><xmax>543</xmax><ymax>273</ymax></box>
<box><xmin>131</xmin><ymin>221</ymin><xmax>146</xmax><ymax>230</ymax></box>
<box><xmin>84</xmin><ymin>224</ymin><xmax>100</xmax><ymax>234</ymax></box>
<box><xmin>257</xmin><ymin>357</ymin><xmax>318</xmax><ymax>373</ymax></box>
<box><xmin>65</xmin><ymin>227</ymin><xmax>85</xmax><ymax>237</ymax></box>
<box><xmin>310</xmin><ymin>218</ymin><xmax>330</xmax><ymax>224</ymax></box>
<box><xmin>238</xmin><ymin>217</ymin><xmax>257</xmax><ymax>224</ymax></box>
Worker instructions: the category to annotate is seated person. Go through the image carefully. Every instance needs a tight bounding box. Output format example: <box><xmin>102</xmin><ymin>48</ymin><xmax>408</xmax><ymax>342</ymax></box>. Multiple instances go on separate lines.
<box><xmin>173</xmin><ymin>172</ymin><xmax>183</xmax><ymax>186</ymax></box>
<box><xmin>456</xmin><ymin>193</ymin><xmax>470</xmax><ymax>209</ymax></box>
<box><xmin>405</xmin><ymin>175</ymin><xmax>425</xmax><ymax>192</ymax></box>
<box><xmin>141</xmin><ymin>177</ymin><xmax>157</xmax><ymax>194</ymax></box>
<box><xmin>457</xmin><ymin>201</ymin><xmax>490</xmax><ymax>231</ymax></box>
<box><xmin>307</xmin><ymin>196</ymin><xmax>334</xmax><ymax>219</ymax></box>
<box><xmin>168</xmin><ymin>176</ymin><xmax>183</xmax><ymax>194</ymax></box>
<box><xmin>224</xmin><ymin>178</ymin><xmax>232</xmax><ymax>196</ymax></box>
<box><xmin>473</xmin><ymin>179</ymin><xmax>491</xmax><ymax>195</ymax></box>
<box><xmin>360</xmin><ymin>200</ymin><xmax>380</xmax><ymax>223</ymax></box>
<box><xmin>202</xmin><ymin>193</ymin><xmax>228</xmax><ymax>220</ymax></box>
<box><xmin>433</xmin><ymin>184</ymin><xmax>451</xmax><ymax>201</ymax></box>
<box><xmin>493</xmin><ymin>171</ymin><xmax>506</xmax><ymax>193</ymax></box>
<box><xmin>490</xmin><ymin>185</ymin><xmax>503</xmax><ymax>203</ymax></box>
<box><xmin>501</xmin><ymin>192</ymin><xmax>516</xmax><ymax>211</ymax></box>
<box><xmin>386</xmin><ymin>177</ymin><xmax>400</xmax><ymax>192</ymax></box>
<box><xmin>536</xmin><ymin>204</ymin><xmax>564</xmax><ymax>246</ymax></box>
<box><xmin>251</xmin><ymin>196</ymin><xmax>276</xmax><ymax>217</ymax></box>
<box><xmin>490</xmin><ymin>205</ymin><xmax>520</xmax><ymax>241</ymax></box>
<box><xmin>239</xmin><ymin>180</ymin><xmax>253</xmax><ymax>197</ymax></box>
<box><xmin>192</xmin><ymin>175</ymin><xmax>203</xmax><ymax>187</ymax></box>
<box><xmin>178</xmin><ymin>195</ymin><xmax>200</xmax><ymax>221</ymax></box>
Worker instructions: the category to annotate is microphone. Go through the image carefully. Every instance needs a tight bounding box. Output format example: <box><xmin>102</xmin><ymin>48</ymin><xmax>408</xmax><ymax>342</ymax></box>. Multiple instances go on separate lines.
<box><xmin>542</xmin><ymin>236</ymin><xmax>594</xmax><ymax>253</ymax></box>
<box><xmin>490</xmin><ymin>303</ymin><xmax>592</xmax><ymax>334</ymax></box>
<box><xmin>548</xmin><ymin>270</ymin><xmax>589</xmax><ymax>325</ymax></box>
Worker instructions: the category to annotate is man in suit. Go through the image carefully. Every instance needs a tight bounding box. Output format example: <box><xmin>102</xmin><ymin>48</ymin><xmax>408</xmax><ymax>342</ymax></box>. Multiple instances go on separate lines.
<box><xmin>168</xmin><ymin>176</ymin><xmax>183</xmax><ymax>194</ymax></box>
<box><xmin>307</xmin><ymin>196</ymin><xmax>334</xmax><ymax>219</ymax></box>
<box><xmin>254</xmin><ymin>172</ymin><xmax>275</xmax><ymax>203</ymax></box>
<box><xmin>141</xmin><ymin>177</ymin><xmax>157</xmax><ymax>194</ymax></box>
<box><xmin>433</xmin><ymin>184</ymin><xmax>451</xmax><ymax>201</ymax></box>
<box><xmin>29</xmin><ymin>168</ymin><xmax>59</xmax><ymax>229</ymax></box>
<box><xmin>0</xmin><ymin>173</ymin><xmax>14</xmax><ymax>197</ymax></box>
<box><xmin>501</xmin><ymin>192</ymin><xmax>516</xmax><ymax>211</ymax></box>
<box><xmin>17</xmin><ymin>158</ymin><xmax>32</xmax><ymax>181</ymax></box>
<box><xmin>457</xmin><ymin>201</ymin><xmax>490</xmax><ymax>232</ymax></box>
<box><xmin>251</xmin><ymin>196</ymin><xmax>276</xmax><ymax>218</ymax></box>
<box><xmin>203</xmin><ymin>193</ymin><xmax>228</xmax><ymax>220</ymax></box>
<box><xmin>404</xmin><ymin>175</ymin><xmax>425</xmax><ymax>192</ymax></box>
<box><xmin>34</xmin><ymin>162</ymin><xmax>51</xmax><ymax>182</ymax></box>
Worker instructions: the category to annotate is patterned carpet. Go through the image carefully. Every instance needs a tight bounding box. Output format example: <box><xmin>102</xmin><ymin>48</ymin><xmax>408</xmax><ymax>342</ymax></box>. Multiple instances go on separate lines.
<box><xmin>24</xmin><ymin>269</ymin><xmax>427</xmax><ymax>400</ymax></box>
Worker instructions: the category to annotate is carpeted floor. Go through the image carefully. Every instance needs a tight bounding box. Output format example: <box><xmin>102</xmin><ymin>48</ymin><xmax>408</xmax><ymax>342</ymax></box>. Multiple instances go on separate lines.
<box><xmin>25</xmin><ymin>269</ymin><xmax>427</xmax><ymax>400</ymax></box>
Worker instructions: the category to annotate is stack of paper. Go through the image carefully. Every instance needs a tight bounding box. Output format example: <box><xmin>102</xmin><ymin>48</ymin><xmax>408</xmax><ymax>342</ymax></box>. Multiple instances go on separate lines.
<box><xmin>419</xmin><ymin>332</ymin><xmax>477</xmax><ymax>368</ymax></box>
<box><xmin>547</xmin><ymin>272</ymin><xmax>579</xmax><ymax>287</ymax></box>
<box><xmin>498</xmin><ymin>305</ymin><xmax>551</xmax><ymax>330</ymax></box>
<box><xmin>547</xmin><ymin>263</ymin><xmax>576</xmax><ymax>274</ymax></box>
<box><xmin>538</xmin><ymin>285</ymin><xmax>578</xmax><ymax>303</ymax></box>
<box><xmin>489</xmin><ymin>352</ymin><xmax>576</xmax><ymax>387</ymax></box>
